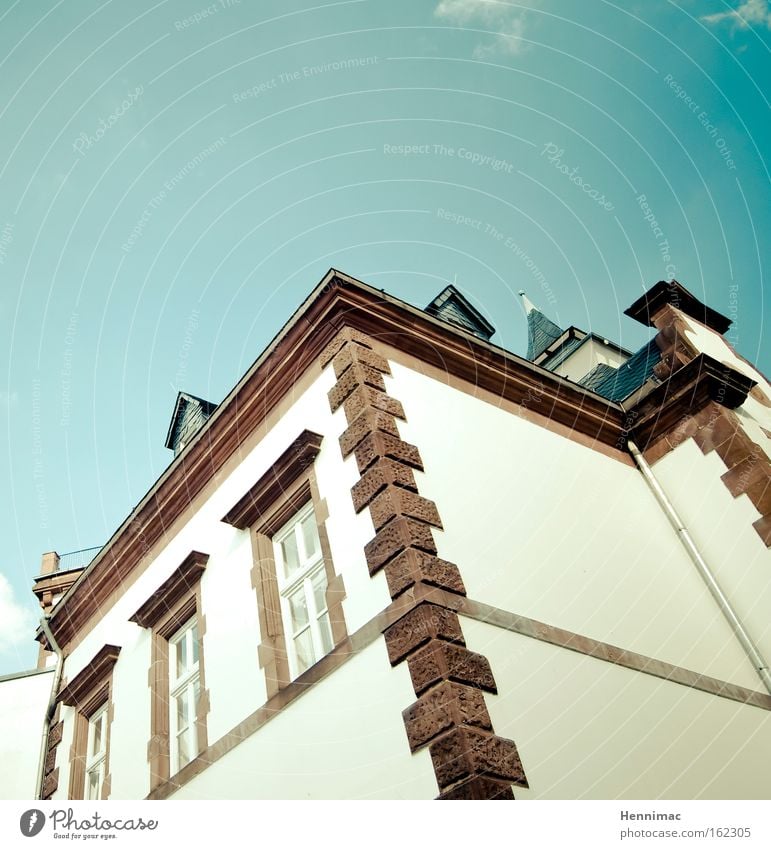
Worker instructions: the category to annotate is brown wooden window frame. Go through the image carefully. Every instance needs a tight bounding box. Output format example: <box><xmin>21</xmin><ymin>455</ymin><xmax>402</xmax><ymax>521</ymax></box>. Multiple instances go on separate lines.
<box><xmin>221</xmin><ymin>430</ymin><xmax>347</xmax><ymax>699</ymax></box>
<box><xmin>129</xmin><ymin>551</ymin><xmax>209</xmax><ymax>790</ymax></box>
<box><xmin>58</xmin><ymin>644</ymin><xmax>120</xmax><ymax>800</ymax></box>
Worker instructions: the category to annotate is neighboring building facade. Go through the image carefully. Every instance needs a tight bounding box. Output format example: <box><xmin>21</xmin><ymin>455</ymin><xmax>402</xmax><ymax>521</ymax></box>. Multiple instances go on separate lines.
<box><xmin>17</xmin><ymin>271</ymin><xmax>771</xmax><ymax>800</ymax></box>
<box><xmin>0</xmin><ymin>668</ymin><xmax>54</xmax><ymax>799</ymax></box>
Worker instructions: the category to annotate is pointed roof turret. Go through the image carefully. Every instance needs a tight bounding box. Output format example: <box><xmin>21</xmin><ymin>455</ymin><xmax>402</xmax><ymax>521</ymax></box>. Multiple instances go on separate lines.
<box><xmin>519</xmin><ymin>290</ymin><xmax>563</xmax><ymax>360</ymax></box>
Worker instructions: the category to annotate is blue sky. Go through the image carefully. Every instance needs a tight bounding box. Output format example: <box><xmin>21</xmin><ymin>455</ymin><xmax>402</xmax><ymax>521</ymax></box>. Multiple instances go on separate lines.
<box><xmin>0</xmin><ymin>0</ymin><xmax>768</xmax><ymax>674</ymax></box>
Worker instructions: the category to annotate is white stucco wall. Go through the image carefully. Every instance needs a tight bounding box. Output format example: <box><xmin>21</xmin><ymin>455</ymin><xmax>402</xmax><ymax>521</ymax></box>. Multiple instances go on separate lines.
<box><xmin>169</xmin><ymin>639</ymin><xmax>436</xmax><ymax>800</ymax></box>
<box><xmin>387</xmin><ymin>360</ymin><xmax>762</xmax><ymax>691</ymax></box>
<box><xmin>0</xmin><ymin>670</ymin><xmax>53</xmax><ymax>799</ymax></box>
<box><xmin>637</xmin><ymin>313</ymin><xmax>771</xmax><ymax>669</ymax></box>
<box><xmin>650</xmin><ymin>439</ymin><xmax>771</xmax><ymax>664</ymax></box>
<box><xmin>464</xmin><ymin>618</ymin><xmax>771</xmax><ymax>799</ymax></box>
<box><xmin>552</xmin><ymin>338</ymin><xmax>629</xmax><ymax>383</ymax></box>
<box><xmin>54</xmin><ymin>365</ymin><xmax>386</xmax><ymax>800</ymax></box>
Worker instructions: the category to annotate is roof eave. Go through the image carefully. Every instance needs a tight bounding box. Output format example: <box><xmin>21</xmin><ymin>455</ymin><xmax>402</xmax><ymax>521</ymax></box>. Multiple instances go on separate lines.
<box><xmin>47</xmin><ymin>269</ymin><xmax>627</xmax><ymax>650</ymax></box>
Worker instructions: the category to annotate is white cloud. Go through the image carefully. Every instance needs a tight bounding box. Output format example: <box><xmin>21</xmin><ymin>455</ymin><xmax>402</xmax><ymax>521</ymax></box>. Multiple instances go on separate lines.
<box><xmin>434</xmin><ymin>0</ymin><xmax>534</xmax><ymax>58</ymax></box>
<box><xmin>0</xmin><ymin>574</ymin><xmax>36</xmax><ymax>652</ymax></box>
<box><xmin>702</xmin><ymin>0</ymin><xmax>771</xmax><ymax>29</ymax></box>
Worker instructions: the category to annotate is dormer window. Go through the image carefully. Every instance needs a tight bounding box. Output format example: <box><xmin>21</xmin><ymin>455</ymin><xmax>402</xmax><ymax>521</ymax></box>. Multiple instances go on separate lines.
<box><xmin>164</xmin><ymin>392</ymin><xmax>216</xmax><ymax>456</ymax></box>
<box><xmin>425</xmin><ymin>285</ymin><xmax>496</xmax><ymax>341</ymax></box>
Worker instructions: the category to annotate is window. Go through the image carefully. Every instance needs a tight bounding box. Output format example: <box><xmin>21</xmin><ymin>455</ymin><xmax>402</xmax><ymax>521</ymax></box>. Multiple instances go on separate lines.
<box><xmin>129</xmin><ymin>550</ymin><xmax>209</xmax><ymax>789</ymax></box>
<box><xmin>168</xmin><ymin>618</ymin><xmax>201</xmax><ymax>772</ymax></box>
<box><xmin>58</xmin><ymin>644</ymin><xmax>120</xmax><ymax>800</ymax></box>
<box><xmin>273</xmin><ymin>503</ymin><xmax>334</xmax><ymax>679</ymax></box>
<box><xmin>85</xmin><ymin>705</ymin><xmax>107</xmax><ymax>800</ymax></box>
<box><xmin>221</xmin><ymin>431</ymin><xmax>347</xmax><ymax>697</ymax></box>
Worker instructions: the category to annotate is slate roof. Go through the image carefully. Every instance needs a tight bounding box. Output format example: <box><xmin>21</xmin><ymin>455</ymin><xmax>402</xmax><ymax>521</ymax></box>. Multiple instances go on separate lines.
<box><xmin>578</xmin><ymin>363</ymin><xmax>617</xmax><ymax>392</ymax></box>
<box><xmin>165</xmin><ymin>391</ymin><xmax>218</xmax><ymax>454</ymax></box>
<box><xmin>425</xmin><ymin>285</ymin><xmax>496</xmax><ymax>341</ymax></box>
<box><xmin>526</xmin><ymin>308</ymin><xmax>564</xmax><ymax>360</ymax></box>
<box><xmin>579</xmin><ymin>338</ymin><xmax>661</xmax><ymax>402</ymax></box>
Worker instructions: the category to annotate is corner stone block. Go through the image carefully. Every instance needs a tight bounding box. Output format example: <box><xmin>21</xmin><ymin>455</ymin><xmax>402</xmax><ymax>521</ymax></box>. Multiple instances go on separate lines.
<box><xmin>752</xmin><ymin>514</ymin><xmax>771</xmax><ymax>547</ymax></box>
<box><xmin>319</xmin><ymin>327</ymin><xmax>373</xmax><ymax>369</ymax></box>
<box><xmin>351</xmin><ymin>458</ymin><xmax>418</xmax><ymax>514</ymax></box>
<box><xmin>343</xmin><ymin>385</ymin><xmax>406</xmax><ymax>424</ymax></box>
<box><xmin>364</xmin><ymin>516</ymin><xmax>437</xmax><ymax>573</ymax></box>
<box><xmin>383</xmin><ymin>548</ymin><xmax>466</xmax><ymax>599</ymax></box>
<box><xmin>369</xmin><ymin>487</ymin><xmax>443</xmax><ymax>532</ymax></box>
<box><xmin>354</xmin><ymin>431</ymin><xmax>424</xmax><ymax>475</ymax></box>
<box><xmin>692</xmin><ymin>411</ymin><xmax>742</xmax><ymax>458</ymax></box>
<box><xmin>44</xmin><ymin>746</ymin><xmax>57</xmax><ymax>775</ymax></box>
<box><xmin>328</xmin><ymin>362</ymin><xmax>387</xmax><ymax>412</ymax></box>
<box><xmin>429</xmin><ymin>727</ymin><xmax>528</xmax><ymax>789</ymax></box>
<box><xmin>42</xmin><ymin>768</ymin><xmax>59</xmax><ymax>799</ymax></box>
<box><xmin>339</xmin><ymin>409</ymin><xmax>400</xmax><ymax>458</ymax></box>
<box><xmin>332</xmin><ymin>343</ymin><xmax>391</xmax><ymax>379</ymax></box>
<box><xmin>437</xmin><ymin>776</ymin><xmax>515</xmax><ymax>800</ymax></box>
<box><xmin>402</xmin><ymin>680</ymin><xmax>492</xmax><ymax>752</ymax></box>
<box><xmin>384</xmin><ymin>602</ymin><xmax>465</xmax><ymax>665</ymax></box>
<box><xmin>744</xmin><ymin>477</ymin><xmax>771</xmax><ymax>518</ymax></box>
<box><xmin>48</xmin><ymin>721</ymin><xmax>64</xmax><ymax>749</ymax></box>
<box><xmin>721</xmin><ymin>453</ymin><xmax>771</xmax><ymax>504</ymax></box>
<box><xmin>407</xmin><ymin>639</ymin><xmax>497</xmax><ymax>695</ymax></box>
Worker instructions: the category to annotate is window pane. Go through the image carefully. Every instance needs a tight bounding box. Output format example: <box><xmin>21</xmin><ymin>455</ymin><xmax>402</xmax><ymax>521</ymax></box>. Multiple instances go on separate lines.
<box><xmin>317</xmin><ymin>611</ymin><xmax>334</xmax><ymax>655</ymax></box>
<box><xmin>301</xmin><ymin>513</ymin><xmax>320</xmax><ymax>559</ymax></box>
<box><xmin>280</xmin><ymin>532</ymin><xmax>300</xmax><ymax>576</ymax></box>
<box><xmin>293</xmin><ymin>628</ymin><xmax>314</xmax><ymax>674</ymax></box>
<box><xmin>311</xmin><ymin>569</ymin><xmax>328</xmax><ymax>614</ymax></box>
<box><xmin>191</xmin><ymin>624</ymin><xmax>199</xmax><ymax>666</ymax></box>
<box><xmin>91</xmin><ymin>714</ymin><xmax>103</xmax><ymax>757</ymax></box>
<box><xmin>288</xmin><ymin>587</ymin><xmax>309</xmax><ymax>631</ymax></box>
<box><xmin>176</xmin><ymin>690</ymin><xmax>189</xmax><ymax>729</ymax></box>
<box><xmin>176</xmin><ymin>635</ymin><xmax>187</xmax><ymax>678</ymax></box>
<box><xmin>86</xmin><ymin>769</ymin><xmax>100</xmax><ymax>800</ymax></box>
<box><xmin>177</xmin><ymin>730</ymin><xmax>190</xmax><ymax>767</ymax></box>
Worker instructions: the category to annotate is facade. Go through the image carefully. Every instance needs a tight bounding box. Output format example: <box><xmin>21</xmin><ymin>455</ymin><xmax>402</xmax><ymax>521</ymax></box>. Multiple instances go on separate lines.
<box><xmin>11</xmin><ymin>269</ymin><xmax>771</xmax><ymax>800</ymax></box>
<box><xmin>0</xmin><ymin>668</ymin><xmax>54</xmax><ymax>799</ymax></box>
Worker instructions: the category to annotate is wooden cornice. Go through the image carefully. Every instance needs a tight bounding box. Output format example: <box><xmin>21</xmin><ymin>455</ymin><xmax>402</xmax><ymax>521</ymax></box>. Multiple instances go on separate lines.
<box><xmin>628</xmin><ymin>353</ymin><xmax>757</xmax><ymax>449</ymax></box>
<box><xmin>129</xmin><ymin>551</ymin><xmax>209</xmax><ymax>629</ymax></box>
<box><xmin>45</xmin><ymin>269</ymin><xmax>630</xmax><ymax>650</ymax></box>
<box><xmin>58</xmin><ymin>644</ymin><xmax>121</xmax><ymax>708</ymax></box>
<box><xmin>321</xmin><ymin>273</ymin><xmax>628</xmax><ymax>448</ymax></box>
<box><xmin>222</xmin><ymin>431</ymin><xmax>323</xmax><ymax>530</ymax></box>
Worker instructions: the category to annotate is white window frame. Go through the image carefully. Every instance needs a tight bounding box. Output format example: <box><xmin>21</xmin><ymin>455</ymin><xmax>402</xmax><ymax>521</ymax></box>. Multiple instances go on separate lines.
<box><xmin>84</xmin><ymin>704</ymin><xmax>107</xmax><ymax>800</ymax></box>
<box><xmin>273</xmin><ymin>502</ymin><xmax>334</xmax><ymax>680</ymax></box>
<box><xmin>168</xmin><ymin>618</ymin><xmax>200</xmax><ymax>775</ymax></box>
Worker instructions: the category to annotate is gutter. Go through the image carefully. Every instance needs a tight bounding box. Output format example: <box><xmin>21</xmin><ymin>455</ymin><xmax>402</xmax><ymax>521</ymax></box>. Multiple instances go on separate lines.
<box><xmin>35</xmin><ymin>617</ymin><xmax>64</xmax><ymax>800</ymax></box>
<box><xmin>627</xmin><ymin>439</ymin><xmax>771</xmax><ymax>695</ymax></box>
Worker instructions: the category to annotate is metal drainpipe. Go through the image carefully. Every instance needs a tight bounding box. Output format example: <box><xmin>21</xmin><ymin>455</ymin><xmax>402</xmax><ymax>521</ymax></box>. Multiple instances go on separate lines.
<box><xmin>627</xmin><ymin>439</ymin><xmax>771</xmax><ymax>696</ymax></box>
<box><xmin>35</xmin><ymin>617</ymin><xmax>64</xmax><ymax>800</ymax></box>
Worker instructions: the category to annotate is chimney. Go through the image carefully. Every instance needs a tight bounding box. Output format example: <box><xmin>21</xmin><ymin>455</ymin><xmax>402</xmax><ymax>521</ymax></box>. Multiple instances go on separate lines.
<box><xmin>33</xmin><ymin>547</ymin><xmax>100</xmax><ymax>668</ymax></box>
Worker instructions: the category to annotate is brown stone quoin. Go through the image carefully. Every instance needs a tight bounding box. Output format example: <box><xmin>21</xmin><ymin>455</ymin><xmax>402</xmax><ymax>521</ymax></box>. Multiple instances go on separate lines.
<box><xmin>41</xmin><ymin>704</ymin><xmax>62</xmax><ymax>800</ymax></box>
<box><xmin>634</xmin><ymin>295</ymin><xmax>771</xmax><ymax>547</ymax></box>
<box><xmin>322</xmin><ymin>326</ymin><xmax>528</xmax><ymax>800</ymax></box>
